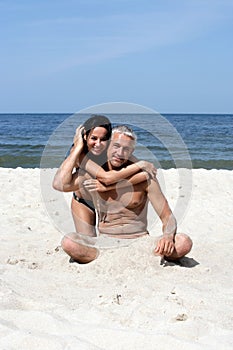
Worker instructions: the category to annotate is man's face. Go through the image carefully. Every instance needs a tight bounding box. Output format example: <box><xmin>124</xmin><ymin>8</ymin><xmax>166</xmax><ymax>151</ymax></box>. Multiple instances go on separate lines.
<box><xmin>107</xmin><ymin>132</ymin><xmax>135</xmax><ymax>168</ymax></box>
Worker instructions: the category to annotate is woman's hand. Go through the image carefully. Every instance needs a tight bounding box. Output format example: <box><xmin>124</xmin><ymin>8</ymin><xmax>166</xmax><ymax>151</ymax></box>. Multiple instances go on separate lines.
<box><xmin>137</xmin><ymin>161</ymin><xmax>157</xmax><ymax>179</ymax></box>
<box><xmin>73</xmin><ymin>125</ymin><xmax>84</xmax><ymax>149</ymax></box>
<box><xmin>68</xmin><ymin>126</ymin><xmax>85</xmax><ymax>168</ymax></box>
<box><xmin>83</xmin><ymin>179</ymin><xmax>107</xmax><ymax>192</ymax></box>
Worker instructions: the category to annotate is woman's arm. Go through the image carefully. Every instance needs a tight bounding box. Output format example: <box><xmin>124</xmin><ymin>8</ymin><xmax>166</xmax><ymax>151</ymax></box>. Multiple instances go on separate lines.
<box><xmin>52</xmin><ymin>148</ymin><xmax>82</xmax><ymax>192</ymax></box>
<box><xmin>52</xmin><ymin>126</ymin><xmax>84</xmax><ymax>192</ymax></box>
<box><xmin>80</xmin><ymin>157</ymin><xmax>157</xmax><ymax>186</ymax></box>
<box><xmin>83</xmin><ymin>171</ymin><xmax>150</xmax><ymax>192</ymax></box>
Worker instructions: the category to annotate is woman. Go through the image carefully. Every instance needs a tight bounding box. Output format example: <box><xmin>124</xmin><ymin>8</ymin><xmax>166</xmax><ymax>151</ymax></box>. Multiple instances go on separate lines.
<box><xmin>53</xmin><ymin>115</ymin><xmax>156</xmax><ymax>237</ymax></box>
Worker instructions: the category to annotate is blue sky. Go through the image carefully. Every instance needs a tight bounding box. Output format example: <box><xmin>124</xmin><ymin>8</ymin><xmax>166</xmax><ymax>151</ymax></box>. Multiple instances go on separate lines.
<box><xmin>1</xmin><ymin>0</ymin><xmax>232</xmax><ymax>113</ymax></box>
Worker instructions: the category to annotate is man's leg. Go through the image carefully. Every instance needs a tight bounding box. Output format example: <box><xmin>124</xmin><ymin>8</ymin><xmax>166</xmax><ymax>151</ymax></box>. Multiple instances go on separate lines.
<box><xmin>165</xmin><ymin>233</ymin><xmax>192</xmax><ymax>261</ymax></box>
<box><xmin>61</xmin><ymin>233</ymin><xmax>99</xmax><ymax>264</ymax></box>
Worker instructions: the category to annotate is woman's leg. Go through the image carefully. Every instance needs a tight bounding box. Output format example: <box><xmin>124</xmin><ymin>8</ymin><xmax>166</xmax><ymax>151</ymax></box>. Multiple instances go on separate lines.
<box><xmin>61</xmin><ymin>198</ymin><xmax>99</xmax><ymax>263</ymax></box>
<box><xmin>165</xmin><ymin>233</ymin><xmax>193</xmax><ymax>260</ymax></box>
<box><xmin>71</xmin><ymin>197</ymin><xmax>96</xmax><ymax>237</ymax></box>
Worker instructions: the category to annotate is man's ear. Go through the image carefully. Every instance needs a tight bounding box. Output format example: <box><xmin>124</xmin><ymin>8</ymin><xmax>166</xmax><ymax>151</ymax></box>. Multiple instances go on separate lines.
<box><xmin>129</xmin><ymin>149</ymin><xmax>134</xmax><ymax>158</ymax></box>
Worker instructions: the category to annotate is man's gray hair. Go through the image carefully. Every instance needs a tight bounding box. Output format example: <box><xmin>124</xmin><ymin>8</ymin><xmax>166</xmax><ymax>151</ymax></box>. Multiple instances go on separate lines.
<box><xmin>112</xmin><ymin>125</ymin><xmax>137</xmax><ymax>147</ymax></box>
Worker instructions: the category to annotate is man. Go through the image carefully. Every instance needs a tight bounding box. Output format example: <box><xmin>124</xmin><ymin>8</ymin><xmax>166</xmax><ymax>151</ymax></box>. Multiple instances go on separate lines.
<box><xmin>61</xmin><ymin>125</ymin><xmax>192</xmax><ymax>264</ymax></box>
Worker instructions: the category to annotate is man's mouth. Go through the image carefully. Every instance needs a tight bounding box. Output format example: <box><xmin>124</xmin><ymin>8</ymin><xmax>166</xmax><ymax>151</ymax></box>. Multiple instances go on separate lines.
<box><xmin>112</xmin><ymin>156</ymin><xmax>124</xmax><ymax>163</ymax></box>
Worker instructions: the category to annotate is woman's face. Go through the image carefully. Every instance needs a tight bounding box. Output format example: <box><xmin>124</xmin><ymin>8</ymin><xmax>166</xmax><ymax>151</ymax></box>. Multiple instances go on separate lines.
<box><xmin>86</xmin><ymin>126</ymin><xmax>109</xmax><ymax>156</ymax></box>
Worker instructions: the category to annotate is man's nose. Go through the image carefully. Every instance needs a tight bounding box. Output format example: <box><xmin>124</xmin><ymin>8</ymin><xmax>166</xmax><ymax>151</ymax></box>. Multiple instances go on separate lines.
<box><xmin>116</xmin><ymin>147</ymin><xmax>124</xmax><ymax>157</ymax></box>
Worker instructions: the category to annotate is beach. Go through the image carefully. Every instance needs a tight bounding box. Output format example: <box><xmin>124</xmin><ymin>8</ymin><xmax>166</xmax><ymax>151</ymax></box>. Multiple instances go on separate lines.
<box><xmin>1</xmin><ymin>167</ymin><xmax>233</xmax><ymax>349</ymax></box>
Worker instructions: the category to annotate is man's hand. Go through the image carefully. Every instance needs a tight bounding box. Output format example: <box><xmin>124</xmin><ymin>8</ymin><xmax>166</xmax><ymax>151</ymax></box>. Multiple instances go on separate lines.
<box><xmin>154</xmin><ymin>234</ymin><xmax>175</xmax><ymax>257</ymax></box>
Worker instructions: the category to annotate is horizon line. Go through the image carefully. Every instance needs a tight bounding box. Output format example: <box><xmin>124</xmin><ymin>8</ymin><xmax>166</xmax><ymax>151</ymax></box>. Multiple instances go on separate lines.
<box><xmin>0</xmin><ymin>112</ymin><xmax>232</xmax><ymax>115</ymax></box>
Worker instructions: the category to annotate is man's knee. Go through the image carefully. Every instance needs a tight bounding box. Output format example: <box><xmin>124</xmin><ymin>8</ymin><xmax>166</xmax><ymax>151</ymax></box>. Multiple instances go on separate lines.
<box><xmin>176</xmin><ymin>233</ymin><xmax>193</xmax><ymax>255</ymax></box>
<box><xmin>61</xmin><ymin>236</ymin><xmax>85</xmax><ymax>258</ymax></box>
<box><xmin>61</xmin><ymin>235</ymin><xmax>74</xmax><ymax>254</ymax></box>
<box><xmin>61</xmin><ymin>235</ymin><xmax>99</xmax><ymax>263</ymax></box>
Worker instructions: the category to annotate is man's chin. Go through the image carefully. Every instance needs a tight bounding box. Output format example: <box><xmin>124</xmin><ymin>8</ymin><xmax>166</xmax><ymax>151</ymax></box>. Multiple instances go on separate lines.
<box><xmin>111</xmin><ymin>159</ymin><xmax>124</xmax><ymax>168</ymax></box>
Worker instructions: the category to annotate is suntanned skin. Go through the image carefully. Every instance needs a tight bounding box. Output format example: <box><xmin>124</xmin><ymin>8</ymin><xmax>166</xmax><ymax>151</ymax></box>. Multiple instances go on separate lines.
<box><xmin>53</xmin><ymin>126</ymin><xmax>157</xmax><ymax>193</ymax></box>
<box><xmin>53</xmin><ymin>125</ymin><xmax>156</xmax><ymax>237</ymax></box>
<box><xmin>61</xmin><ymin>132</ymin><xmax>192</xmax><ymax>264</ymax></box>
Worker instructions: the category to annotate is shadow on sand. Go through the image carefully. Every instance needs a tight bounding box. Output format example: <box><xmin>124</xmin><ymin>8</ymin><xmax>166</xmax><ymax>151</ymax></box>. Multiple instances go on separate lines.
<box><xmin>160</xmin><ymin>256</ymin><xmax>199</xmax><ymax>268</ymax></box>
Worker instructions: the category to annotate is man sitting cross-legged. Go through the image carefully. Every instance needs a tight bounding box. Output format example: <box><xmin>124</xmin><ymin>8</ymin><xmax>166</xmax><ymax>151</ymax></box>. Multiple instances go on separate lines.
<box><xmin>62</xmin><ymin>125</ymin><xmax>192</xmax><ymax>263</ymax></box>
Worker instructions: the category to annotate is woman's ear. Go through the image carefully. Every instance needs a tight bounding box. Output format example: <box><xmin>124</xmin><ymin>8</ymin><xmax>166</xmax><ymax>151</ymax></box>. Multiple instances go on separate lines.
<box><xmin>83</xmin><ymin>132</ymin><xmax>87</xmax><ymax>141</ymax></box>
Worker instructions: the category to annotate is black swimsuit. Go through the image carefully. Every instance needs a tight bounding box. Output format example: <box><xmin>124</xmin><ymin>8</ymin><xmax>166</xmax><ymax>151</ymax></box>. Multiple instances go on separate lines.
<box><xmin>73</xmin><ymin>192</ymin><xmax>95</xmax><ymax>213</ymax></box>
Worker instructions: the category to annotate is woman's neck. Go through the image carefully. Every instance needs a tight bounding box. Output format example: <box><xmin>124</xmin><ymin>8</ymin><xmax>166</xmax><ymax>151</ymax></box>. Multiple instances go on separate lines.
<box><xmin>88</xmin><ymin>152</ymin><xmax>107</xmax><ymax>167</ymax></box>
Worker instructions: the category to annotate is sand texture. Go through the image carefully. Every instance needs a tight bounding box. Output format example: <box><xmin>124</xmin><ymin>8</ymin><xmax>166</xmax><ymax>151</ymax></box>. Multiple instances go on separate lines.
<box><xmin>0</xmin><ymin>168</ymin><xmax>233</xmax><ymax>349</ymax></box>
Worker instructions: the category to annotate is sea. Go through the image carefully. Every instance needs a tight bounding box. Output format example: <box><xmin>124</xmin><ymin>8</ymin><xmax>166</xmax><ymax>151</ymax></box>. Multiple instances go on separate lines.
<box><xmin>0</xmin><ymin>113</ymin><xmax>232</xmax><ymax>169</ymax></box>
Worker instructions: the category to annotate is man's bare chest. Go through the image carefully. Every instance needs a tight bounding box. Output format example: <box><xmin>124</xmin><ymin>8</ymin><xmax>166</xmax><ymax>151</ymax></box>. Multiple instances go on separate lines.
<box><xmin>100</xmin><ymin>183</ymin><xmax>147</xmax><ymax>209</ymax></box>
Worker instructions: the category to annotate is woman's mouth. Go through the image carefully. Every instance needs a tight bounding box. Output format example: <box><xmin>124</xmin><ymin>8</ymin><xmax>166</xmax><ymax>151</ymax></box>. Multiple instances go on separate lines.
<box><xmin>92</xmin><ymin>147</ymin><xmax>102</xmax><ymax>153</ymax></box>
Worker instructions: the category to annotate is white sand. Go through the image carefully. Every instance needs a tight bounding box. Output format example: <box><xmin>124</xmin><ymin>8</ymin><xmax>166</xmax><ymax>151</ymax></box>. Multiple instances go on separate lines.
<box><xmin>0</xmin><ymin>168</ymin><xmax>233</xmax><ymax>349</ymax></box>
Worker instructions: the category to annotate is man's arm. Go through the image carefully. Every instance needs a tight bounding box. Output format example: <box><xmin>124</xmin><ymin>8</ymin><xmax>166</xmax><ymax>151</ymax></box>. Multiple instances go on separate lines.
<box><xmin>147</xmin><ymin>179</ymin><xmax>177</xmax><ymax>257</ymax></box>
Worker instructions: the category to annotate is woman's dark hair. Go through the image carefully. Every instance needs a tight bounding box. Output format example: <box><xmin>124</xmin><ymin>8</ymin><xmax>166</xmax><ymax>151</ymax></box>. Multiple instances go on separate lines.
<box><xmin>82</xmin><ymin>114</ymin><xmax>112</xmax><ymax>155</ymax></box>
<box><xmin>82</xmin><ymin>114</ymin><xmax>112</xmax><ymax>140</ymax></box>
